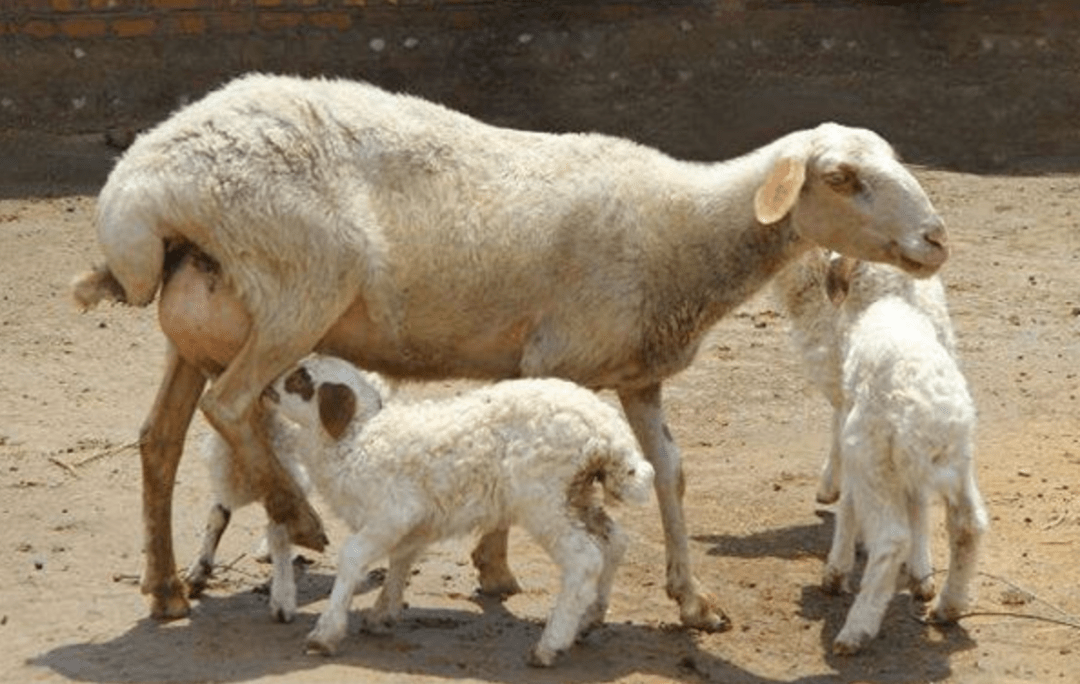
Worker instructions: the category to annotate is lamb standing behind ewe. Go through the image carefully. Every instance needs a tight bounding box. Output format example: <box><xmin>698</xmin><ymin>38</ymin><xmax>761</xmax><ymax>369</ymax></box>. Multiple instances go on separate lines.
<box><xmin>263</xmin><ymin>355</ymin><xmax>654</xmax><ymax>667</ymax></box>
<box><xmin>71</xmin><ymin>72</ymin><xmax>950</xmax><ymax>627</ymax></box>
<box><xmin>774</xmin><ymin>250</ymin><xmax>988</xmax><ymax>654</ymax></box>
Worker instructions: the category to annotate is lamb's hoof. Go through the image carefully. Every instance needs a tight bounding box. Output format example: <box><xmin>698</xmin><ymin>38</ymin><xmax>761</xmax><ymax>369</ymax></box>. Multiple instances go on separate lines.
<box><xmin>304</xmin><ymin>634</ymin><xmax>338</xmax><ymax>657</ymax></box>
<box><xmin>816</xmin><ymin>487</ymin><xmax>840</xmax><ymax>505</ymax></box>
<box><xmin>679</xmin><ymin>592</ymin><xmax>732</xmax><ymax>633</ymax></box>
<box><xmin>832</xmin><ymin>630</ymin><xmax>870</xmax><ymax>656</ymax></box>
<box><xmin>527</xmin><ymin>647</ymin><xmax>559</xmax><ymax>668</ymax></box>
<box><xmin>271</xmin><ymin>605</ymin><xmax>296</xmax><ymax>624</ymax></box>
<box><xmin>184</xmin><ymin>562</ymin><xmax>212</xmax><ymax>598</ymax></box>
<box><xmin>821</xmin><ymin>567</ymin><xmax>850</xmax><ymax>596</ymax></box>
<box><xmin>909</xmin><ymin>576</ymin><xmax>936</xmax><ymax>603</ymax></box>
<box><xmin>145</xmin><ymin>576</ymin><xmax>192</xmax><ymax>620</ymax></box>
<box><xmin>360</xmin><ymin>614</ymin><xmax>395</xmax><ymax>635</ymax></box>
<box><xmin>928</xmin><ymin>599</ymin><xmax>965</xmax><ymax>625</ymax></box>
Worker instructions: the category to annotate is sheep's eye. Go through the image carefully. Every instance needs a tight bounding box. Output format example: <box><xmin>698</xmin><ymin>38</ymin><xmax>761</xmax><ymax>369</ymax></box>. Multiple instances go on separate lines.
<box><xmin>822</xmin><ymin>167</ymin><xmax>862</xmax><ymax>195</ymax></box>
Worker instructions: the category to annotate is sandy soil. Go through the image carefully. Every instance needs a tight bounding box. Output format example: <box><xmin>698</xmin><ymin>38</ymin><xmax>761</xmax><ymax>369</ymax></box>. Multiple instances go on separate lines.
<box><xmin>1</xmin><ymin>159</ymin><xmax>1078</xmax><ymax>684</ymax></box>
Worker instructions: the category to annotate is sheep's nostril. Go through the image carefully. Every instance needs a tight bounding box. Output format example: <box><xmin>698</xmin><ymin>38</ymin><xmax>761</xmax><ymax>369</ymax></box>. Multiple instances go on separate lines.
<box><xmin>924</xmin><ymin>223</ymin><xmax>948</xmax><ymax>250</ymax></box>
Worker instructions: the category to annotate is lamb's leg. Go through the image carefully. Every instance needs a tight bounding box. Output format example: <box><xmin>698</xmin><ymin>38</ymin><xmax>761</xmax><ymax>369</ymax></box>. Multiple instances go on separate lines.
<box><xmin>528</xmin><ymin>525</ymin><xmax>604</xmax><ymax>667</ymax></box>
<box><xmin>365</xmin><ymin>547</ymin><xmax>420</xmax><ymax>633</ymax></box>
<box><xmin>266</xmin><ymin>521</ymin><xmax>297</xmax><ymax>623</ymax></box>
<box><xmin>198</xmin><ymin>330</ymin><xmax>326</xmax><ymax>552</ymax></box>
<box><xmin>905</xmin><ymin>492</ymin><xmax>936</xmax><ymax>602</ymax></box>
<box><xmin>579</xmin><ymin>508</ymin><xmax>628</xmax><ymax>635</ymax></box>
<box><xmin>139</xmin><ymin>344</ymin><xmax>207</xmax><ymax>619</ymax></box>
<box><xmin>307</xmin><ymin>531</ymin><xmax>387</xmax><ymax>655</ymax></box>
<box><xmin>822</xmin><ymin>489</ymin><xmax>858</xmax><ymax>595</ymax></box>
<box><xmin>185</xmin><ymin>503</ymin><xmax>231</xmax><ymax>597</ymax></box>
<box><xmin>618</xmin><ymin>384</ymin><xmax>729</xmax><ymax>632</ymax></box>
<box><xmin>816</xmin><ymin>408</ymin><xmax>843</xmax><ymax>504</ymax></box>
<box><xmin>833</xmin><ymin>502</ymin><xmax>910</xmax><ymax>655</ymax></box>
<box><xmin>932</xmin><ymin>470</ymin><xmax>988</xmax><ymax>622</ymax></box>
<box><xmin>471</xmin><ymin>526</ymin><xmax>522</xmax><ymax>597</ymax></box>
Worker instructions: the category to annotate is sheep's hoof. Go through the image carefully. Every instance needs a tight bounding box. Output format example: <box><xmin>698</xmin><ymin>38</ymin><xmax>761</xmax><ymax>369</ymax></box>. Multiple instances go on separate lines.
<box><xmin>821</xmin><ymin>567</ymin><xmax>849</xmax><ymax>596</ymax></box>
<box><xmin>909</xmin><ymin>576</ymin><xmax>936</xmax><ymax>603</ymax></box>
<box><xmin>146</xmin><ymin>576</ymin><xmax>192</xmax><ymax>620</ymax></box>
<box><xmin>832</xmin><ymin>630</ymin><xmax>869</xmax><ymax>656</ymax></box>
<box><xmin>527</xmin><ymin>647</ymin><xmax>559</xmax><ymax>668</ymax></box>
<box><xmin>272</xmin><ymin>605</ymin><xmax>296</xmax><ymax>624</ymax></box>
<box><xmin>304</xmin><ymin>635</ymin><xmax>338</xmax><ymax>657</ymax></box>
<box><xmin>815</xmin><ymin>487</ymin><xmax>840</xmax><ymax>505</ymax></box>
<box><xmin>928</xmin><ymin>599</ymin><xmax>965</xmax><ymax>625</ymax></box>
<box><xmin>360</xmin><ymin>614</ymin><xmax>395</xmax><ymax>635</ymax></box>
<box><xmin>678</xmin><ymin>592</ymin><xmax>732</xmax><ymax>633</ymax></box>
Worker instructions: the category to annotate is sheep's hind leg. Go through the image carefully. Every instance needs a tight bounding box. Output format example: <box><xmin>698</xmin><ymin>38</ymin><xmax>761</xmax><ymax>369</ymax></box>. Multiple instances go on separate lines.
<box><xmin>619</xmin><ymin>384</ymin><xmax>730</xmax><ymax>632</ymax></box>
<box><xmin>364</xmin><ymin>547</ymin><xmax>420</xmax><ymax>633</ymax></box>
<box><xmin>184</xmin><ymin>503</ymin><xmax>231</xmax><ymax>597</ymax></box>
<box><xmin>471</xmin><ymin>527</ymin><xmax>522</xmax><ymax>597</ymax></box>
<box><xmin>932</xmin><ymin>471</ymin><xmax>988</xmax><ymax>623</ymax></box>
<box><xmin>140</xmin><ymin>344</ymin><xmax>207</xmax><ymax>619</ymax></box>
<box><xmin>528</xmin><ymin>523</ymin><xmax>604</xmax><ymax>667</ymax></box>
<box><xmin>199</xmin><ymin>330</ymin><xmax>327</xmax><ymax>553</ymax></box>
<box><xmin>578</xmin><ymin>507</ymin><xmax>627</xmax><ymax>635</ymax></box>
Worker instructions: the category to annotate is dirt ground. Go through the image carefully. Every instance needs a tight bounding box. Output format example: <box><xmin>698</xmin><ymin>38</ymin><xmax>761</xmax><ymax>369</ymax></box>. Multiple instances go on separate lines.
<box><xmin>1</xmin><ymin>143</ymin><xmax>1078</xmax><ymax>683</ymax></box>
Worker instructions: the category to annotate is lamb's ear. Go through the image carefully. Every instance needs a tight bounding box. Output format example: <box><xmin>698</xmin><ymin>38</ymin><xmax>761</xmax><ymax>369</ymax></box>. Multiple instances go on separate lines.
<box><xmin>826</xmin><ymin>256</ymin><xmax>857</xmax><ymax>305</ymax></box>
<box><xmin>754</xmin><ymin>156</ymin><xmax>807</xmax><ymax>225</ymax></box>
<box><xmin>317</xmin><ymin>382</ymin><xmax>357</xmax><ymax>441</ymax></box>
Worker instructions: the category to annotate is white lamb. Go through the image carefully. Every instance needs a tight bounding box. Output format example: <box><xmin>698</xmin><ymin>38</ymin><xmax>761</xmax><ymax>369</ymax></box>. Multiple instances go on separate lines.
<box><xmin>184</xmin><ymin>371</ymin><xmax>391</xmax><ymax>621</ymax></box>
<box><xmin>264</xmin><ymin>355</ymin><xmax>654</xmax><ymax>667</ymax></box>
<box><xmin>71</xmin><ymin>72</ymin><xmax>951</xmax><ymax>626</ymax></box>
<box><xmin>774</xmin><ymin>250</ymin><xmax>988</xmax><ymax>654</ymax></box>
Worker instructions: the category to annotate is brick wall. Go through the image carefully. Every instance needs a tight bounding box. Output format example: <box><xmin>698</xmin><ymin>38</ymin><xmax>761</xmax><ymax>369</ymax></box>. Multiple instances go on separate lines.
<box><xmin>3</xmin><ymin>1</ymin><xmax>1080</xmax><ymax>172</ymax></box>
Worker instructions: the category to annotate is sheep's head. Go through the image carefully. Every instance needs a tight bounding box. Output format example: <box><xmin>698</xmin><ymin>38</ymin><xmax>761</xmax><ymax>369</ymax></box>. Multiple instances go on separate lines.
<box><xmin>266</xmin><ymin>355</ymin><xmax>384</xmax><ymax>441</ymax></box>
<box><xmin>754</xmin><ymin>123</ymin><xmax>948</xmax><ymax>278</ymax></box>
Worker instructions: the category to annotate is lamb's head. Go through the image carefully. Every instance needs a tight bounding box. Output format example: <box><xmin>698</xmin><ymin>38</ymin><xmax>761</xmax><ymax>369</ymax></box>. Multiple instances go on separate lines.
<box><xmin>754</xmin><ymin>123</ymin><xmax>948</xmax><ymax>278</ymax></box>
<box><xmin>265</xmin><ymin>356</ymin><xmax>385</xmax><ymax>441</ymax></box>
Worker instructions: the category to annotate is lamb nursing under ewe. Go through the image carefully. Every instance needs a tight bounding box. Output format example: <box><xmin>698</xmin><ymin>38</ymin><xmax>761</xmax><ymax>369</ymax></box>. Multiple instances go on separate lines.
<box><xmin>253</xmin><ymin>355</ymin><xmax>653</xmax><ymax>666</ymax></box>
<box><xmin>774</xmin><ymin>250</ymin><xmax>988</xmax><ymax>653</ymax></box>
<box><xmin>71</xmin><ymin>72</ymin><xmax>950</xmax><ymax>628</ymax></box>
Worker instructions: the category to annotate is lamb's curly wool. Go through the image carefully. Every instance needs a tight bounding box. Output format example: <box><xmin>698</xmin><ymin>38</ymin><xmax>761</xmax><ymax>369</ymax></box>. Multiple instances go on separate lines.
<box><xmin>775</xmin><ymin>250</ymin><xmax>988</xmax><ymax>654</ymax></box>
<box><xmin>268</xmin><ymin>356</ymin><xmax>653</xmax><ymax>667</ymax></box>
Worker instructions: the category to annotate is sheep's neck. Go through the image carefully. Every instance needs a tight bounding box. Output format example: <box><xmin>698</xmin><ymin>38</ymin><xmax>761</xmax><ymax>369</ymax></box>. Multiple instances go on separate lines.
<box><xmin>638</xmin><ymin>143</ymin><xmax>810</xmax><ymax>373</ymax></box>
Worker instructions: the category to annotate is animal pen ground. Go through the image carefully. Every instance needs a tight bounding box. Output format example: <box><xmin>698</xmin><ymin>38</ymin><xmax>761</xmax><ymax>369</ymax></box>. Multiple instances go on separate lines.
<box><xmin>2</xmin><ymin>2</ymin><xmax>1080</xmax><ymax>683</ymax></box>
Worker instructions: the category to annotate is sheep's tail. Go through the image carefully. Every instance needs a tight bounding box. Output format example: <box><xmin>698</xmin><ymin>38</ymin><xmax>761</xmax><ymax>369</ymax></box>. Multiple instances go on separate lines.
<box><xmin>73</xmin><ymin>172</ymin><xmax>172</xmax><ymax>310</ymax></box>
<box><xmin>593</xmin><ymin>438</ymin><xmax>655</xmax><ymax>507</ymax></box>
<box><xmin>70</xmin><ymin>265</ymin><xmax>129</xmax><ymax>310</ymax></box>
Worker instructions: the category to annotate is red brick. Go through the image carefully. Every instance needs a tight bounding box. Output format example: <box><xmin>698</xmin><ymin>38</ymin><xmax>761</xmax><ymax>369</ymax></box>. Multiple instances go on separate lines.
<box><xmin>112</xmin><ymin>17</ymin><xmax>157</xmax><ymax>38</ymax></box>
<box><xmin>206</xmin><ymin>11</ymin><xmax>255</xmax><ymax>34</ymax></box>
<box><xmin>308</xmin><ymin>11</ymin><xmax>351</xmax><ymax>31</ymax></box>
<box><xmin>59</xmin><ymin>17</ymin><xmax>108</xmax><ymax>38</ymax></box>
<box><xmin>22</xmin><ymin>20</ymin><xmax>58</xmax><ymax>39</ymax></box>
<box><xmin>168</xmin><ymin>13</ymin><xmax>207</xmax><ymax>35</ymax></box>
<box><xmin>258</xmin><ymin>12</ymin><xmax>303</xmax><ymax>31</ymax></box>
<box><xmin>151</xmin><ymin>0</ymin><xmax>200</xmax><ymax>9</ymax></box>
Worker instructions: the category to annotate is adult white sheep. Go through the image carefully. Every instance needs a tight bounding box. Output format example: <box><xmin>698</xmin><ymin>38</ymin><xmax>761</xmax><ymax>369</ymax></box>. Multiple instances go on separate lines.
<box><xmin>71</xmin><ymin>72</ymin><xmax>949</xmax><ymax>627</ymax></box>
<box><xmin>264</xmin><ymin>355</ymin><xmax>654</xmax><ymax>666</ymax></box>
<box><xmin>774</xmin><ymin>250</ymin><xmax>987</xmax><ymax>654</ymax></box>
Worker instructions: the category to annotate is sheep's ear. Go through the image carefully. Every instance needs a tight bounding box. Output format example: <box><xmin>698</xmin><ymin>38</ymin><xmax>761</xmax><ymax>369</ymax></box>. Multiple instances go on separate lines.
<box><xmin>317</xmin><ymin>382</ymin><xmax>357</xmax><ymax>440</ymax></box>
<box><xmin>826</xmin><ymin>256</ymin><xmax>857</xmax><ymax>305</ymax></box>
<box><xmin>754</xmin><ymin>156</ymin><xmax>807</xmax><ymax>225</ymax></box>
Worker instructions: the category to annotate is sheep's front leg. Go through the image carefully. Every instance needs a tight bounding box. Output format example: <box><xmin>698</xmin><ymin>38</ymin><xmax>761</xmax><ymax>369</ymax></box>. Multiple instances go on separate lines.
<box><xmin>471</xmin><ymin>527</ymin><xmax>522</xmax><ymax>597</ymax></box>
<box><xmin>139</xmin><ymin>344</ymin><xmax>206</xmax><ymax>619</ymax></box>
<box><xmin>308</xmin><ymin>532</ymin><xmax>385</xmax><ymax>655</ymax></box>
<box><xmin>619</xmin><ymin>384</ymin><xmax>730</xmax><ymax>632</ymax></box>
<box><xmin>816</xmin><ymin>408</ymin><xmax>843</xmax><ymax>504</ymax></box>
